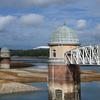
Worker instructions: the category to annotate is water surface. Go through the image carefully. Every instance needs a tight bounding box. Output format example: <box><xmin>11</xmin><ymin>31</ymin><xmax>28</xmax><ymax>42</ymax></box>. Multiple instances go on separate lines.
<box><xmin>0</xmin><ymin>58</ymin><xmax>100</xmax><ymax>100</ymax></box>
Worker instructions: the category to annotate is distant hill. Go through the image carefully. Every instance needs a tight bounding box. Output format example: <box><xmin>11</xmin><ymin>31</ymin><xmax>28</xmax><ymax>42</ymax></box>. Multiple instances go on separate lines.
<box><xmin>10</xmin><ymin>49</ymin><xmax>49</xmax><ymax>57</ymax></box>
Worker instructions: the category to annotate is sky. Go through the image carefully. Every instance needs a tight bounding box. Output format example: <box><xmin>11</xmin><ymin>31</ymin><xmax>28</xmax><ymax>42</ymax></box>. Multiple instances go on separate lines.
<box><xmin>0</xmin><ymin>0</ymin><xmax>100</xmax><ymax>50</ymax></box>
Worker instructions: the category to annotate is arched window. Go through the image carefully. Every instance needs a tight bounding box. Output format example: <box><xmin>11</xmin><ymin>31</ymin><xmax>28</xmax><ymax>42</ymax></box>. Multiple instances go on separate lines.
<box><xmin>55</xmin><ymin>89</ymin><xmax>62</xmax><ymax>99</ymax></box>
<box><xmin>52</xmin><ymin>49</ymin><xmax>56</xmax><ymax>57</ymax></box>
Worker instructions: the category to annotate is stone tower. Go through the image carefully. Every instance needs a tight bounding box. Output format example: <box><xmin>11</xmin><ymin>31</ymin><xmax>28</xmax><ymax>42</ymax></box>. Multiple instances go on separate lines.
<box><xmin>48</xmin><ymin>25</ymin><xmax>81</xmax><ymax>100</ymax></box>
<box><xmin>0</xmin><ymin>47</ymin><xmax>10</xmax><ymax>69</ymax></box>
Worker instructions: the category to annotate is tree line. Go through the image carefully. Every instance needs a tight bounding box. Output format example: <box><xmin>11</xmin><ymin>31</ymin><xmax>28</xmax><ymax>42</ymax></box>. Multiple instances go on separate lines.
<box><xmin>10</xmin><ymin>49</ymin><xmax>49</xmax><ymax>57</ymax></box>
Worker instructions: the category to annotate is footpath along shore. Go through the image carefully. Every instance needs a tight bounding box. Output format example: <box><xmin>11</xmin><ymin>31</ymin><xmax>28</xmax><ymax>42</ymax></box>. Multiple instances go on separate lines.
<box><xmin>0</xmin><ymin>68</ymin><xmax>100</xmax><ymax>94</ymax></box>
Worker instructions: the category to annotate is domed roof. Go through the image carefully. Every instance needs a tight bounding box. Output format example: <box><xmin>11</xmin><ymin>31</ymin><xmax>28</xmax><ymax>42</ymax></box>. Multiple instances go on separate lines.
<box><xmin>49</xmin><ymin>25</ymin><xmax>80</xmax><ymax>45</ymax></box>
<box><xmin>1</xmin><ymin>47</ymin><xmax>10</xmax><ymax>53</ymax></box>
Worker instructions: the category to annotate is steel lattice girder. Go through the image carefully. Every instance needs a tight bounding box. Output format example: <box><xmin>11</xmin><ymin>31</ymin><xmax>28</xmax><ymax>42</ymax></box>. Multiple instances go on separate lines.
<box><xmin>64</xmin><ymin>45</ymin><xmax>100</xmax><ymax>65</ymax></box>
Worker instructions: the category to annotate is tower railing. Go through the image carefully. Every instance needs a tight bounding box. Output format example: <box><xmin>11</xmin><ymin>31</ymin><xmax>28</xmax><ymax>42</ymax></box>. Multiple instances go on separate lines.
<box><xmin>64</xmin><ymin>45</ymin><xmax>100</xmax><ymax>65</ymax></box>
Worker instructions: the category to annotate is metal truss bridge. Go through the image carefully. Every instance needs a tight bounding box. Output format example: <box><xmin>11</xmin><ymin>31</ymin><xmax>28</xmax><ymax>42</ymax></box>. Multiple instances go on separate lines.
<box><xmin>64</xmin><ymin>45</ymin><xmax>100</xmax><ymax>65</ymax></box>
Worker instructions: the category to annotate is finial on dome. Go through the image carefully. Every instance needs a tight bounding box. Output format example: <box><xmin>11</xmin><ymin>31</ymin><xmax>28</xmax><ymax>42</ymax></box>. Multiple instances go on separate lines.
<box><xmin>63</xmin><ymin>21</ymin><xmax>66</xmax><ymax>26</ymax></box>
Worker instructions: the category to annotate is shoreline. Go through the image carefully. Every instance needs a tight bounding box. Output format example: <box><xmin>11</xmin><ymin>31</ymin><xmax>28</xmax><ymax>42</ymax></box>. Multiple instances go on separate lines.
<box><xmin>11</xmin><ymin>56</ymin><xmax>49</xmax><ymax>59</ymax></box>
<box><xmin>10</xmin><ymin>61</ymin><xmax>35</xmax><ymax>69</ymax></box>
<box><xmin>0</xmin><ymin>69</ymin><xmax>100</xmax><ymax>94</ymax></box>
<box><xmin>0</xmin><ymin>69</ymin><xmax>47</xmax><ymax>94</ymax></box>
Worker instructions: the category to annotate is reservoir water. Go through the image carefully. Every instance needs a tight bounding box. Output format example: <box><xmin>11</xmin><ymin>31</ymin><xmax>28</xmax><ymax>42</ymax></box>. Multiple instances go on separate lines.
<box><xmin>0</xmin><ymin>57</ymin><xmax>100</xmax><ymax>100</ymax></box>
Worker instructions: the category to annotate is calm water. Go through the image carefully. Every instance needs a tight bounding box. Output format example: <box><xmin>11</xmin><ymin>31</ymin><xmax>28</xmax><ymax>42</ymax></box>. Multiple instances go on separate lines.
<box><xmin>0</xmin><ymin>57</ymin><xmax>100</xmax><ymax>100</ymax></box>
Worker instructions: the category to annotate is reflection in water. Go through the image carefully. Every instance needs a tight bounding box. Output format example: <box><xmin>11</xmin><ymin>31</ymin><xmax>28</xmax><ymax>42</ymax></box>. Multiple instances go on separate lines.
<box><xmin>48</xmin><ymin>65</ymin><xmax>80</xmax><ymax>100</ymax></box>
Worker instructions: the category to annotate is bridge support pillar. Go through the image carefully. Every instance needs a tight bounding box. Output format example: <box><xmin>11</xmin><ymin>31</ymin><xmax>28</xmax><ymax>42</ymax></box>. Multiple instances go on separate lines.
<box><xmin>48</xmin><ymin>63</ymin><xmax>80</xmax><ymax>100</ymax></box>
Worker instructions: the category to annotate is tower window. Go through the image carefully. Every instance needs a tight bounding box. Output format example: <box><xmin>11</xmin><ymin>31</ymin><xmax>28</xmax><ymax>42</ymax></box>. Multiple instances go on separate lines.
<box><xmin>55</xmin><ymin>89</ymin><xmax>62</xmax><ymax>99</ymax></box>
<box><xmin>52</xmin><ymin>49</ymin><xmax>56</xmax><ymax>57</ymax></box>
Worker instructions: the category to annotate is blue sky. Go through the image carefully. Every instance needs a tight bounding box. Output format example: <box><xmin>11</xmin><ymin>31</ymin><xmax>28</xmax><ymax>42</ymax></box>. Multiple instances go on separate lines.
<box><xmin>0</xmin><ymin>0</ymin><xmax>100</xmax><ymax>49</ymax></box>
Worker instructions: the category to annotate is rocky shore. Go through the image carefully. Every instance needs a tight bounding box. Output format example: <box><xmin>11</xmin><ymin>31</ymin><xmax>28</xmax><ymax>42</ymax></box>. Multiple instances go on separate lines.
<box><xmin>0</xmin><ymin>69</ymin><xmax>47</xmax><ymax>94</ymax></box>
<box><xmin>0</xmin><ymin>68</ymin><xmax>100</xmax><ymax>94</ymax></box>
<box><xmin>10</xmin><ymin>61</ymin><xmax>35</xmax><ymax>68</ymax></box>
<box><xmin>0</xmin><ymin>82</ymin><xmax>40</xmax><ymax>94</ymax></box>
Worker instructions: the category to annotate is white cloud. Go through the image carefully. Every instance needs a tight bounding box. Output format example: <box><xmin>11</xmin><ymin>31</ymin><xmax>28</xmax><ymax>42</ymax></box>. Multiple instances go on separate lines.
<box><xmin>22</xmin><ymin>32</ymin><xmax>32</xmax><ymax>38</ymax></box>
<box><xmin>95</xmin><ymin>24</ymin><xmax>100</xmax><ymax>30</ymax></box>
<box><xmin>77</xmin><ymin>24</ymin><xmax>100</xmax><ymax>45</ymax></box>
<box><xmin>18</xmin><ymin>14</ymin><xmax>44</xmax><ymax>27</ymax></box>
<box><xmin>0</xmin><ymin>0</ymin><xmax>78</xmax><ymax>7</ymax></box>
<box><xmin>21</xmin><ymin>0</ymin><xmax>77</xmax><ymax>7</ymax></box>
<box><xmin>76</xmin><ymin>19</ymin><xmax>87</xmax><ymax>31</ymax></box>
<box><xmin>0</xmin><ymin>14</ymin><xmax>44</xmax><ymax>31</ymax></box>
<box><xmin>0</xmin><ymin>15</ymin><xmax>16</xmax><ymax>31</ymax></box>
<box><xmin>0</xmin><ymin>0</ymin><xmax>13</xmax><ymax>7</ymax></box>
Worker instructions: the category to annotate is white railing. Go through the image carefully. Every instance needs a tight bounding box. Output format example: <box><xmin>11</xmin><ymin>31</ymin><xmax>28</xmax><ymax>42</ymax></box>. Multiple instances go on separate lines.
<box><xmin>64</xmin><ymin>45</ymin><xmax>100</xmax><ymax>65</ymax></box>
